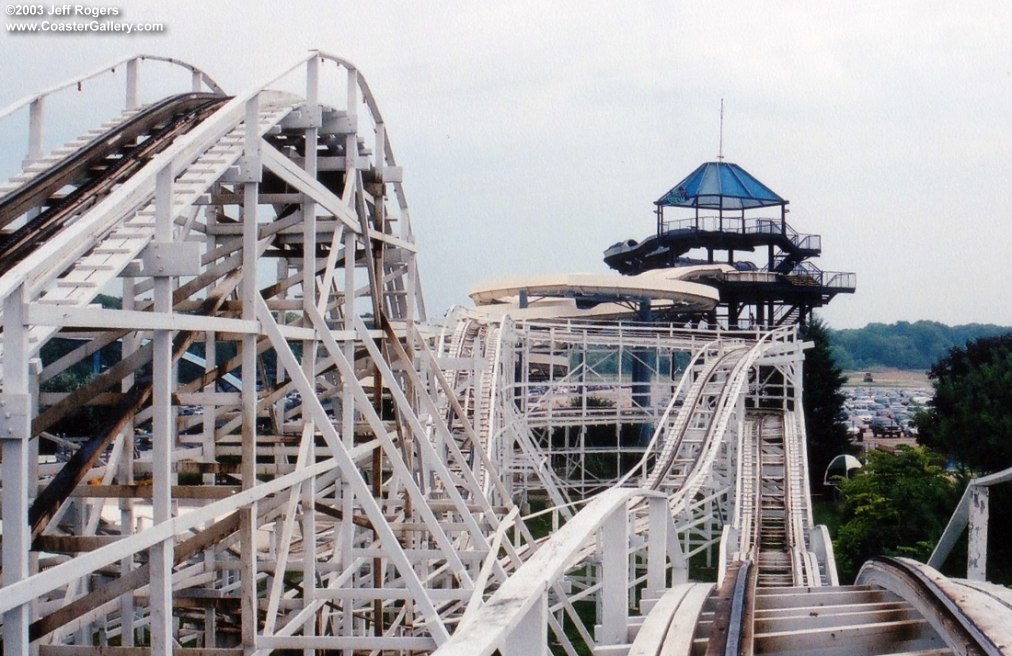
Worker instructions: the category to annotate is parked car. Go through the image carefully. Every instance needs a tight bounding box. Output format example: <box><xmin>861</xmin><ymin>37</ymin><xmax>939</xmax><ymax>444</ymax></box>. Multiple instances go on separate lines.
<box><xmin>871</xmin><ymin>418</ymin><xmax>903</xmax><ymax>438</ymax></box>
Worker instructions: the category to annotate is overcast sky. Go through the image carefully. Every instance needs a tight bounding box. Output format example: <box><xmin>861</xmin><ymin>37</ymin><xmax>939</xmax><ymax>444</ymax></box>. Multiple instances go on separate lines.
<box><xmin>2</xmin><ymin>1</ymin><xmax>1011</xmax><ymax>329</ymax></box>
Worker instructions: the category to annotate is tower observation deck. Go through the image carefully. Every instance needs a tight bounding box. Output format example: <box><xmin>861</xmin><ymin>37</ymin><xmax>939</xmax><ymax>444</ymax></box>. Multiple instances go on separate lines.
<box><xmin>604</xmin><ymin>161</ymin><xmax>856</xmax><ymax>326</ymax></box>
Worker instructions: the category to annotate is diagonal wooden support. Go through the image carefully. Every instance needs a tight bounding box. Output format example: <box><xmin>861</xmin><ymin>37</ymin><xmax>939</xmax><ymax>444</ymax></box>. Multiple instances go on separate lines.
<box><xmin>306</xmin><ymin>304</ymin><xmax>479</xmax><ymax>582</ymax></box>
<box><xmin>255</xmin><ymin>293</ymin><xmax>451</xmax><ymax>644</ymax></box>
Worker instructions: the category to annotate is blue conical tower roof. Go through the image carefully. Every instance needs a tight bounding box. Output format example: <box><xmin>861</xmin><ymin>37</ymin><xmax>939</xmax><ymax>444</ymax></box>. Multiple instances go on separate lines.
<box><xmin>656</xmin><ymin>161</ymin><xmax>785</xmax><ymax>210</ymax></box>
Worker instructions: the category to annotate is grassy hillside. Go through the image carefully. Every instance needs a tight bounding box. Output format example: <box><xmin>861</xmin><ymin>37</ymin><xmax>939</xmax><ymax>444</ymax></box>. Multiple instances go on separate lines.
<box><xmin>829</xmin><ymin>320</ymin><xmax>1012</xmax><ymax>371</ymax></box>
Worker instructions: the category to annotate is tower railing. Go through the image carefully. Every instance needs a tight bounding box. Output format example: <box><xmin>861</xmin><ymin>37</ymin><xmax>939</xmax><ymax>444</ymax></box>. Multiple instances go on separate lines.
<box><xmin>657</xmin><ymin>215</ymin><xmax>821</xmax><ymax>252</ymax></box>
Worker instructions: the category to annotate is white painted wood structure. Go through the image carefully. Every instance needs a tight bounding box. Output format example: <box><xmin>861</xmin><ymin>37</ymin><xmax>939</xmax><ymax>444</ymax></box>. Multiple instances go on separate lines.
<box><xmin>3</xmin><ymin>53</ymin><xmax>1012</xmax><ymax>656</ymax></box>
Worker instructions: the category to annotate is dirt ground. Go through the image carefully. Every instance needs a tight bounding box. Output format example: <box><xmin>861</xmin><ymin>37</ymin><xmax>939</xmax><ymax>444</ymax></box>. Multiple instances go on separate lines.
<box><xmin>854</xmin><ymin>433</ymin><xmax>920</xmax><ymax>454</ymax></box>
<box><xmin>842</xmin><ymin>368</ymin><xmax>930</xmax><ymax>388</ymax></box>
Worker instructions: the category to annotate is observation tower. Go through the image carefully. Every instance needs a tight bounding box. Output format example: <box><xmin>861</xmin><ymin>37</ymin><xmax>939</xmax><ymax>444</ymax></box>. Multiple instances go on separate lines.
<box><xmin>604</xmin><ymin>160</ymin><xmax>856</xmax><ymax>326</ymax></box>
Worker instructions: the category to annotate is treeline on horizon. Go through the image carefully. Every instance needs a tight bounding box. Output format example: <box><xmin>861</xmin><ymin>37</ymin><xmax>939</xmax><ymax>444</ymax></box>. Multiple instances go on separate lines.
<box><xmin>827</xmin><ymin>320</ymin><xmax>1012</xmax><ymax>371</ymax></box>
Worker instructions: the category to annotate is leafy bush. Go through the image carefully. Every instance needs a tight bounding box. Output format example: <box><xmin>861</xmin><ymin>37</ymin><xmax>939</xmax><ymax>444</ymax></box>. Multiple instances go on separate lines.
<box><xmin>834</xmin><ymin>446</ymin><xmax>961</xmax><ymax>582</ymax></box>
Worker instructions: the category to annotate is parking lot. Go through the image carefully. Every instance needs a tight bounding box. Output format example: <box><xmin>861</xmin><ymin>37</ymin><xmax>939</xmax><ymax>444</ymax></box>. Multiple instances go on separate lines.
<box><xmin>842</xmin><ymin>370</ymin><xmax>932</xmax><ymax>453</ymax></box>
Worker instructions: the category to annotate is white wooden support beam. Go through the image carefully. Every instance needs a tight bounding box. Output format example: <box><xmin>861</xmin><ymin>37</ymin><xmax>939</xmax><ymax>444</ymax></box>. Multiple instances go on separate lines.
<box><xmin>0</xmin><ymin>455</ymin><xmax>338</xmax><ymax>618</ymax></box>
<box><xmin>320</xmin><ymin>114</ymin><xmax>357</xmax><ymax>136</ymax></box>
<box><xmin>598</xmin><ymin>504</ymin><xmax>630</xmax><ymax>646</ymax></box>
<box><xmin>254</xmin><ymin>296</ymin><xmax>450</xmax><ymax>644</ymax></box>
<box><xmin>345</xmin><ymin>68</ymin><xmax>358</xmax><ymax>188</ymax></box>
<box><xmin>299</xmin><ymin>436</ymin><xmax>316</xmax><ymax>652</ymax></box>
<box><xmin>301</xmin><ymin>55</ymin><xmax>320</xmax><ymax>654</ymax></box>
<box><xmin>929</xmin><ymin>486</ymin><xmax>972</xmax><ymax>569</ymax></box>
<box><xmin>341</xmin><ymin>227</ymin><xmax>356</xmax><ymax>447</ymax></box>
<box><xmin>346</xmin><ymin>68</ymin><xmax>358</xmax><ymax>119</ymax></box>
<box><xmin>501</xmin><ymin>594</ymin><xmax>548</xmax><ymax>656</ymax></box>
<box><xmin>326</xmin><ymin>314</ymin><xmax>477</xmax><ymax>583</ymax></box>
<box><xmin>25</xmin><ymin>304</ymin><xmax>259</xmax><ymax>334</ymax></box>
<box><xmin>260</xmin><ymin>141</ymin><xmax>360</xmax><ymax>235</ymax></box>
<box><xmin>117</xmin><ymin>429</ymin><xmax>136</xmax><ymax>644</ymax></box>
<box><xmin>240</xmin><ymin>94</ymin><xmax>261</xmax><ymax>654</ymax></box>
<box><xmin>306</xmin><ymin>54</ymin><xmax>320</xmax><ymax>129</ymax></box>
<box><xmin>0</xmin><ymin>393</ymin><xmax>31</xmax><ymax>442</ymax></box>
<box><xmin>149</xmin><ymin>164</ymin><xmax>175</xmax><ymax>656</ymax></box>
<box><xmin>26</xmin><ymin>97</ymin><xmax>43</xmax><ymax>166</ymax></box>
<box><xmin>120</xmin><ymin>276</ymin><xmax>138</xmax><ymax>646</ymax></box>
<box><xmin>374</xmin><ymin>122</ymin><xmax>385</xmax><ymax>170</ymax></box>
<box><xmin>125</xmin><ymin>58</ymin><xmax>139</xmax><ymax>110</ymax></box>
<box><xmin>647</xmin><ymin>497</ymin><xmax>668</xmax><ymax>596</ymax></box>
<box><xmin>232</xmin><ymin>95</ymin><xmax>263</xmax><ymax>184</ymax></box>
<box><xmin>141</xmin><ymin>241</ymin><xmax>201</xmax><ymax>276</ymax></box>
<box><xmin>2</xmin><ymin>284</ymin><xmax>32</xmax><ymax>656</ymax></box>
<box><xmin>339</xmin><ymin>224</ymin><xmax>357</xmax><ymax>647</ymax></box>
<box><xmin>968</xmin><ymin>485</ymin><xmax>988</xmax><ymax>582</ymax></box>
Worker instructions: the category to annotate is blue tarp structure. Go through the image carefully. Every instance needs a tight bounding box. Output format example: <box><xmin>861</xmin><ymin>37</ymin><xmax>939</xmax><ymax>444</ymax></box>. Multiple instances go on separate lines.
<box><xmin>656</xmin><ymin>161</ymin><xmax>785</xmax><ymax>210</ymax></box>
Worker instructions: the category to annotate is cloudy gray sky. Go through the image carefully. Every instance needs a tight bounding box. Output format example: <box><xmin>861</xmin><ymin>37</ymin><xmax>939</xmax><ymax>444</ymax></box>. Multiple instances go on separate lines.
<box><xmin>2</xmin><ymin>1</ymin><xmax>1011</xmax><ymax>329</ymax></box>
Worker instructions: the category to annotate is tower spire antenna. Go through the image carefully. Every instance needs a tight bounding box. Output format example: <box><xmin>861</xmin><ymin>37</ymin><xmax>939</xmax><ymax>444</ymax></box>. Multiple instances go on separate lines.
<box><xmin>718</xmin><ymin>98</ymin><xmax>725</xmax><ymax>161</ymax></box>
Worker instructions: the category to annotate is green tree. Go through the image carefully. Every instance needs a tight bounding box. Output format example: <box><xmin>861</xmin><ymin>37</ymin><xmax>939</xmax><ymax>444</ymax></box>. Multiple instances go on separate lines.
<box><xmin>916</xmin><ymin>333</ymin><xmax>1012</xmax><ymax>473</ymax></box>
<box><xmin>829</xmin><ymin>321</ymin><xmax>1012</xmax><ymax>370</ymax></box>
<box><xmin>834</xmin><ymin>446</ymin><xmax>961</xmax><ymax>582</ymax></box>
<box><xmin>799</xmin><ymin>317</ymin><xmax>851</xmax><ymax>492</ymax></box>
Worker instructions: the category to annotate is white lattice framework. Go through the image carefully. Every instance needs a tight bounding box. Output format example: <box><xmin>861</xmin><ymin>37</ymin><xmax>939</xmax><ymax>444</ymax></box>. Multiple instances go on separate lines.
<box><xmin>0</xmin><ymin>52</ymin><xmax>857</xmax><ymax>656</ymax></box>
<box><xmin>0</xmin><ymin>52</ymin><xmax>549</xmax><ymax>655</ymax></box>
